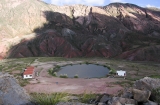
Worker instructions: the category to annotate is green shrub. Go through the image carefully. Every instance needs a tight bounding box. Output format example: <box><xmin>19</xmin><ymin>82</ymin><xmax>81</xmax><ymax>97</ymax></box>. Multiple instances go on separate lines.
<box><xmin>109</xmin><ymin>69</ymin><xmax>116</xmax><ymax>74</ymax></box>
<box><xmin>59</xmin><ymin>74</ymin><xmax>68</xmax><ymax>78</ymax></box>
<box><xmin>53</xmin><ymin>65</ymin><xmax>61</xmax><ymax>71</ymax></box>
<box><xmin>19</xmin><ymin>79</ymin><xmax>29</xmax><ymax>87</ymax></box>
<box><xmin>53</xmin><ymin>72</ymin><xmax>57</xmax><ymax>77</ymax></box>
<box><xmin>55</xmin><ymin>65</ymin><xmax>60</xmax><ymax>69</ymax></box>
<box><xmin>151</xmin><ymin>88</ymin><xmax>160</xmax><ymax>103</ymax></box>
<box><xmin>31</xmin><ymin>93</ymin><xmax>68</xmax><ymax>105</ymax></box>
<box><xmin>74</xmin><ymin>74</ymin><xmax>78</xmax><ymax>78</ymax></box>
<box><xmin>31</xmin><ymin>92</ymin><xmax>97</xmax><ymax>105</ymax></box>
<box><xmin>48</xmin><ymin>65</ymin><xmax>61</xmax><ymax>76</ymax></box>
<box><xmin>48</xmin><ymin>68</ymin><xmax>53</xmax><ymax>76</ymax></box>
<box><xmin>80</xmin><ymin>92</ymin><xmax>96</xmax><ymax>103</ymax></box>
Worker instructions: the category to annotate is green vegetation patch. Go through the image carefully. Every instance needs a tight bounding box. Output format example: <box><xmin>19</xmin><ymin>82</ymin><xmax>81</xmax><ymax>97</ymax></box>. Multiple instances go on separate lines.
<box><xmin>19</xmin><ymin>79</ymin><xmax>29</xmax><ymax>87</ymax></box>
<box><xmin>59</xmin><ymin>74</ymin><xmax>68</xmax><ymax>78</ymax></box>
<box><xmin>31</xmin><ymin>93</ymin><xmax>69</xmax><ymax>105</ymax></box>
<box><xmin>38</xmin><ymin>57</ymin><xmax>66</xmax><ymax>62</ymax></box>
<box><xmin>80</xmin><ymin>93</ymin><xmax>97</xmax><ymax>103</ymax></box>
<box><xmin>31</xmin><ymin>92</ymin><xmax>98</xmax><ymax>105</ymax></box>
<box><xmin>74</xmin><ymin>74</ymin><xmax>78</xmax><ymax>78</ymax></box>
<box><xmin>151</xmin><ymin>88</ymin><xmax>160</xmax><ymax>103</ymax></box>
<box><xmin>48</xmin><ymin>65</ymin><xmax>61</xmax><ymax>76</ymax></box>
<box><xmin>114</xmin><ymin>81</ymin><xmax>134</xmax><ymax>87</ymax></box>
<box><xmin>149</xmin><ymin>75</ymin><xmax>160</xmax><ymax>79</ymax></box>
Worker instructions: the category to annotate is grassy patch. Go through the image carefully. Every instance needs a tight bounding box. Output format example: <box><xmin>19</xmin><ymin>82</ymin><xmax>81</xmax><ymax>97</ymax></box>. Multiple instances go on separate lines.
<box><xmin>114</xmin><ymin>81</ymin><xmax>134</xmax><ymax>87</ymax></box>
<box><xmin>37</xmin><ymin>57</ymin><xmax>66</xmax><ymax>62</ymax></box>
<box><xmin>80</xmin><ymin>92</ymin><xmax>97</xmax><ymax>103</ymax></box>
<box><xmin>151</xmin><ymin>88</ymin><xmax>160</xmax><ymax>103</ymax></box>
<box><xmin>149</xmin><ymin>75</ymin><xmax>160</xmax><ymax>79</ymax></box>
<box><xmin>109</xmin><ymin>68</ymin><xmax>116</xmax><ymax>75</ymax></box>
<box><xmin>127</xmin><ymin>77</ymin><xmax>140</xmax><ymax>81</ymax></box>
<box><xmin>0</xmin><ymin>65</ymin><xmax>4</xmax><ymax>71</ymax></box>
<box><xmin>19</xmin><ymin>79</ymin><xmax>29</xmax><ymax>87</ymax></box>
<box><xmin>30</xmin><ymin>92</ymin><xmax>98</xmax><ymax>105</ymax></box>
<box><xmin>31</xmin><ymin>93</ymin><xmax>69</xmax><ymax>105</ymax></box>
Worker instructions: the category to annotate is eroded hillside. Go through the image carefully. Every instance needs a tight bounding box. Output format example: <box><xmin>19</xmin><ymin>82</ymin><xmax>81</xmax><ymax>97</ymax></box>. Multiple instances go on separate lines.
<box><xmin>0</xmin><ymin>0</ymin><xmax>160</xmax><ymax>61</ymax></box>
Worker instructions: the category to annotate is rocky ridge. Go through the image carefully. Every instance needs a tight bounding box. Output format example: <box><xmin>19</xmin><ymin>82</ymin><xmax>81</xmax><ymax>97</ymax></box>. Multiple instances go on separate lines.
<box><xmin>0</xmin><ymin>0</ymin><xmax>160</xmax><ymax>61</ymax></box>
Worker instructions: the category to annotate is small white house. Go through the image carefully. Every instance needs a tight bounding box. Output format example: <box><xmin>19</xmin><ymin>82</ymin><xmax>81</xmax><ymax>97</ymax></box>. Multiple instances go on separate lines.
<box><xmin>116</xmin><ymin>70</ymin><xmax>126</xmax><ymax>76</ymax></box>
<box><xmin>23</xmin><ymin>66</ymin><xmax>34</xmax><ymax>79</ymax></box>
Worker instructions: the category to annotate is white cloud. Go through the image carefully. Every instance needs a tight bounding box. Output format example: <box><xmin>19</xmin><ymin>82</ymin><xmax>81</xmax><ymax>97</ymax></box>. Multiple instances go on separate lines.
<box><xmin>146</xmin><ymin>4</ymin><xmax>160</xmax><ymax>9</ymax></box>
<box><xmin>146</xmin><ymin>4</ymin><xmax>155</xmax><ymax>8</ymax></box>
<box><xmin>109</xmin><ymin>0</ymin><xmax>123</xmax><ymax>3</ymax></box>
<box><xmin>50</xmin><ymin>0</ymin><xmax>105</xmax><ymax>6</ymax></box>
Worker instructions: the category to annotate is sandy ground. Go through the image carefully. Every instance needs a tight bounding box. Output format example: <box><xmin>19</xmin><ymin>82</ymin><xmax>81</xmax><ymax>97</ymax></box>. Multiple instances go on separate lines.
<box><xmin>24</xmin><ymin>61</ymin><xmax>124</xmax><ymax>95</ymax></box>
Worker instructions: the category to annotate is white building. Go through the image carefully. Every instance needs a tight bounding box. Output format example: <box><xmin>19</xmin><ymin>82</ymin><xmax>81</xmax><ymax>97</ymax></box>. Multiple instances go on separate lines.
<box><xmin>23</xmin><ymin>66</ymin><xmax>34</xmax><ymax>79</ymax></box>
<box><xmin>116</xmin><ymin>70</ymin><xmax>126</xmax><ymax>76</ymax></box>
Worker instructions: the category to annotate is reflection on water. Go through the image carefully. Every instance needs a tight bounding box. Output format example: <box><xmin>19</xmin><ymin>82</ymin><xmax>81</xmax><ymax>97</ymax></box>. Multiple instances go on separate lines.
<box><xmin>56</xmin><ymin>64</ymin><xmax>109</xmax><ymax>78</ymax></box>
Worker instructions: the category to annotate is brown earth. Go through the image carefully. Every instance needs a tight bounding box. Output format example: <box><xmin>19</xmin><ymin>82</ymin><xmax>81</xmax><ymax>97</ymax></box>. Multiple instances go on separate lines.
<box><xmin>0</xmin><ymin>0</ymin><xmax>160</xmax><ymax>62</ymax></box>
<box><xmin>25</xmin><ymin>77</ymin><xmax>123</xmax><ymax>95</ymax></box>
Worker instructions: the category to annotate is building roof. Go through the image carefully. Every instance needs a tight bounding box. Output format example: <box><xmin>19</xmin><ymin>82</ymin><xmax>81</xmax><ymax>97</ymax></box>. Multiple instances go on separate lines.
<box><xmin>23</xmin><ymin>66</ymin><xmax>34</xmax><ymax>75</ymax></box>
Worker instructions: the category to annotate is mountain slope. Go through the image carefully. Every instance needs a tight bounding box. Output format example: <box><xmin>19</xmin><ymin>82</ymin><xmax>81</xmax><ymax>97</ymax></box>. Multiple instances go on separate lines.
<box><xmin>0</xmin><ymin>0</ymin><xmax>160</xmax><ymax>62</ymax></box>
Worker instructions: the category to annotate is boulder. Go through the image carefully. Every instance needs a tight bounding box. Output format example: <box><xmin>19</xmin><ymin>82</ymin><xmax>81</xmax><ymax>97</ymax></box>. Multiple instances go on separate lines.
<box><xmin>100</xmin><ymin>94</ymin><xmax>112</xmax><ymax>103</ymax></box>
<box><xmin>143</xmin><ymin>101</ymin><xmax>158</xmax><ymax>105</ymax></box>
<box><xmin>98</xmin><ymin>102</ymin><xmax>107</xmax><ymax>105</ymax></box>
<box><xmin>92</xmin><ymin>94</ymin><xmax>111</xmax><ymax>104</ymax></box>
<box><xmin>56</xmin><ymin>102</ymin><xmax>94</xmax><ymax>105</ymax></box>
<box><xmin>110</xmin><ymin>101</ymin><xmax>122</xmax><ymax>105</ymax></box>
<box><xmin>0</xmin><ymin>73</ymin><xmax>33</xmax><ymax>105</ymax></box>
<box><xmin>132</xmin><ymin>89</ymin><xmax>151</xmax><ymax>102</ymax></box>
<box><xmin>134</xmin><ymin>79</ymin><xmax>152</xmax><ymax>91</ymax></box>
<box><xmin>121</xmin><ymin>88</ymin><xmax>133</xmax><ymax>99</ymax></box>
<box><xmin>134</xmin><ymin>77</ymin><xmax>160</xmax><ymax>91</ymax></box>
<box><xmin>109</xmin><ymin>97</ymin><xmax>137</xmax><ymax>105</ymax></box>
<box><xmin>121</xmin><ymin>91</ymin><xmax>133</xmax><ymax>99</ymax></box>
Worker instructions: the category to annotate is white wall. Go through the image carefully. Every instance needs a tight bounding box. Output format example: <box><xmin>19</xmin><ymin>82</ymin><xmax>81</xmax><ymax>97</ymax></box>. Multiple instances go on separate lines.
<box><xmin>116</xmin><ymin>70</ymin><xmax>126</xmax><ymax>76</ymax></box>
<box><xmin>23</xmin><ymin>74</ymin><xmax>33</xmax><ymax>79</ymax></box>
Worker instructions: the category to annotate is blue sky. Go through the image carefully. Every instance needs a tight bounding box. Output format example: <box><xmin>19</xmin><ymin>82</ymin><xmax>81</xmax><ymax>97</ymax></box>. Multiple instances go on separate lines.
<box><xmin>42</xmin><ymin>0</ymin><xmax>160</xmax><ymax>8</ymax></box>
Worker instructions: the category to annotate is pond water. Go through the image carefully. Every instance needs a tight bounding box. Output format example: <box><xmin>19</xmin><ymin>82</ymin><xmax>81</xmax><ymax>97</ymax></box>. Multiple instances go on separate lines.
<box><xmin>56</xmin><ymin>64</ymin><xmax>109</xmax><ymax>78</ymax></box>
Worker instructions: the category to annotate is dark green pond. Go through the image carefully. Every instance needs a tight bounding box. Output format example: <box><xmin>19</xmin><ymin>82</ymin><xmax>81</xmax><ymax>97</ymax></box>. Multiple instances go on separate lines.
<box><xmin>57</xmin><ymin>64</ymin><xmax>109</xmax><ymax>78</ymax></box>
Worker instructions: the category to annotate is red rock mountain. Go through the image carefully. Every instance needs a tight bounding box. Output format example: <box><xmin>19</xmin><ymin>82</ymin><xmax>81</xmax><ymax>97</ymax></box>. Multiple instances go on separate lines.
<box><xmin>0</xmin><ymin>0</ymin><xmax>160</xmax><ymax>62</ymax></box>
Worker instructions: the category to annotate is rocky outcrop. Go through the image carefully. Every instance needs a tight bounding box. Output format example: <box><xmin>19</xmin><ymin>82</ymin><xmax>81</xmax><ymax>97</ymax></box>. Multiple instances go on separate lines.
<box><xmin>83</xmin><ymin>77</ymin><xmax>160</xmax><ymax>105</ymax></box>
<box><xmin>103</xmin><ymin>3</ymin><xmax>160</xmax><ymax>34</ymax></box>
<box><xmin>57</xmin><ymin>102</ymin><xmax>94</xmax><ymax>105</ymax></box>
<box><xmin>0</xmin><ymin>72</ymin><xmax>33</xmax><ymax>105</ymax></box>
<box><xmin>132</xmin><ymin>89</ymin><xmax>151</xmax><ymax>102</ymax></box>
<box><xmin>134</xmin><ymin>77</ymin><xmax>160</xmax><ymax>90</ymax></box>
<box><xmin>0</xmin><ymin>0</ymin><xmax>160</xmax><ymax>62</ymax></box>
